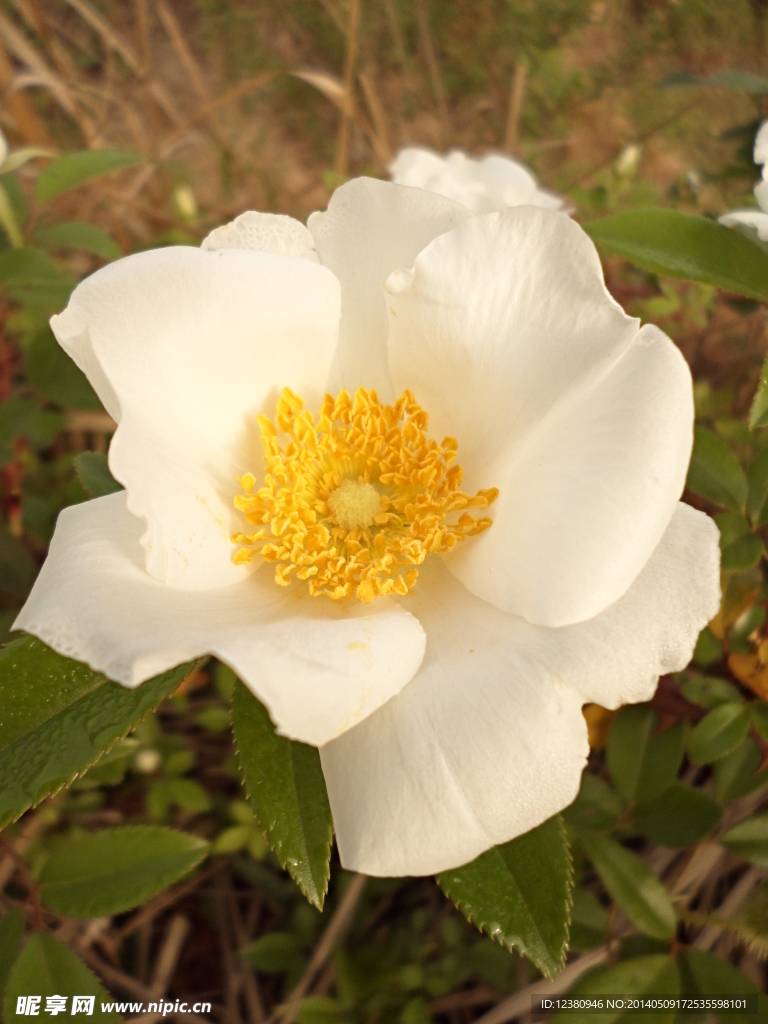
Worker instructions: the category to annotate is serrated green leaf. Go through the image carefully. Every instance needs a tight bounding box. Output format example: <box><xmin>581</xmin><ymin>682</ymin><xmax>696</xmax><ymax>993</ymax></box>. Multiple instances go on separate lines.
<box><xmin>3</xmin><ymin>933</ymin><xmax>119</xmax><ymax>1022</ymax></box>
<box><xmin>32</xmin><ymin>221</ymin><xmax>121</xmax><ymax>261</ymax></box>
<box><xmin>558</xmin><ymin>955</ymin><xmax>680</xmax><ymax>1024</ymax></box>
<box><xmin>575</xmin><ymin>829</ymin><xmax>676</xmax><ymax>939</ymax></box>
<box><xmin>26</xmin><ymin>328</ymin><xmax>101</xmax><ymax>410</ymax></box>
<box><xmin>677</xmin><ymin>948</ymin><xmax>768</xmax><ymax>1024</ymax></box>
<box><xmin>0</xmin><ymin>909</ymin><xmax>25</xmax><ymax>1007</ymax></box>
<box><xmin>607</xmin><ymin>705</ymin><xmax>684</xmax><ymax>804</ymax></box>
<box><xmin>680</xmin><ymin>675</ymin><xmax>743</xmax><ymax>709</ymax></box>
<box><xmin>584</xmin><ymin>209</ymin><xmax>768</xmax><ymax>301</ymax></box>
<box><xmin>630</xmin><ymin>782</ymin><xmax>722</xmax><ymax>847</ymax></box>
<box><xmin>38</xmin><ymin>825</ymin><xmax>208</xmax><ymax>917</ymax></box>
<box><xmin>74</xmin><ymin>453</ymin><xmax>122</xmax><ymax>498</ymax></box>
<box><xmin>231</xmin><ymin>680</ymin><xmax>332</xmax><ymax>910</ymax></box>
<box><xmin>0</xmin><ymin>636</ymin><xmax>197</xmax><ymax>828</ymax></box>
<box><xmin>436</xmin><ymin>815</ymin><xmax>573</xmax><ymax>979</ymax></box>
<box><xmin>239</xmin><ymin>932</ymin><xmax>304</xmax><ymax>972</ymax></box>
<box><xmin>714</xmin><ymin>738</ymin><xmax>768</xmax><ymax>801</ymax></box>
<box><xmin>686</xmin><ymin>427</ymin><xmax>747</xmax><ymax>511</ymax></box>
<box><xmin>36</xmin><ymin>150</ymin><xmax>146</xmax><ymax>206</ymax></box>
<box><xmin>563</xmin><ymin>773</ymin><xmax>624</xmax><ymax>831</ymax></box>
<box><xmin>720</xmin><ymin>813</ymin><xmax>768</xmax><ymax>866</ymax></box>
<box><xmin>686</xmin><ymin>702</ymin><xmax>751</xmax><ymax>765</ymax></box>
<box><xmin>0</xmin><ymin>523</ymin><xmax>37</xmax><ymax>598</ymax></box>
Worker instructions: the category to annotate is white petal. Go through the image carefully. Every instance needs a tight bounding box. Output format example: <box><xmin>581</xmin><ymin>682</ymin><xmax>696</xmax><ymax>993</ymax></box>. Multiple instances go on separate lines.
<box><xmin>754</xmin><ymin>119</ymin><xmax>768</xmax><ymax>166</ymax></box>
<box><xmin>307</xmin><ymin>177</ymin><xmax>471</xmax><ymax>399</ymax></box>
<box><xmin>14</xmin><ymin>493</ymin><xmax>426</xmax><ymax>746</ymax></box>
<box><xmin>201</xmin><ymin>211</ymin><xmax>319</xmax><ymax>261</ymax></box>
<box><xmin>320</xmin><ymin>502</ymin><xmax>719</xmax><ymax>877</ymax></box>
<box><xmin>475</xmin><ymin>154</ymin><xmax>565</xmax><ymax>211</ymax></box>
<box><xmin>51</xmin><ymin>246</ymin><xmax>340</xmax><ymax>589</ymax></box>
<box><xmin>719</xmin><ymin>208</ymin><xmax>768</xmax><ymax>240</ymax></box>
<box><xmin>387</xmin><ymin>207</ymin><xmax>691</xmax><ymax>626</ymax></box>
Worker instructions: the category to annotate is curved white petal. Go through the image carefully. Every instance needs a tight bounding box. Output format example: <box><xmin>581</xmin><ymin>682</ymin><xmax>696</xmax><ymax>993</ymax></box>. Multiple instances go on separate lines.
<box><xmin>718</xmin><ymin>208</ymin><xmax>768</xmax><ymax>241</ymax></box>
<box><xmin>387</xmin><ymin>207</ymin><xmax>691</xmax><ymax>626</ymax></box>
<box><xmin>14</xmin><ymin>493</ymin><xmax>426</xmax><ymax>746</ymax></box>
<box><xmin>51</xmin><ymin>246</ymin><xmax>340</xmax><ymax>589</ymax></box>
<box><xmin>320</xmin><ymin>502</ymin><xmax>720</xmax><ymax>877</ymax></box>
<box><xmin>307</xmin><ymin>177</ymin><xmax>471</xmax><ymax>399</ymax></box>
<box><xmin>201</xmin><ymin>211</ymin><xmax>319</xmax><ymax>261</ymax></box>
<box><xmin>754</xmin><ymin>120</ymin><xmax>768</xmax><ymax>167</ymax></box>
<box><xmin>388</xmin><ymin>147</ymin><xmax>565</xmax><ymax>213</ymax></box>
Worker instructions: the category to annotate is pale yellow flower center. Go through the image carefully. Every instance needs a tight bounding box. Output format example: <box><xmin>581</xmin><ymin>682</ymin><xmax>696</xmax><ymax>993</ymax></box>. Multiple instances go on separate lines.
<box><xmin>232</xmin><ymin>386</ymin><xmax>498</xmax><ymax>603</ymax></box>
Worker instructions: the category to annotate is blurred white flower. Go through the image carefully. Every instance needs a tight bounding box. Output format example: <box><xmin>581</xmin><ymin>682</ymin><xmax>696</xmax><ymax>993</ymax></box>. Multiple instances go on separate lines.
<box><xmin>615</xmin><ymin>143</ymin><xmax>641</xmax><ymax>177</ymax></box>
<box><xmin>389</xmin><ymin>146</ymin><xmax>566</xmax><ymax>214</ymax></box>
<box><xmin>719</xmin><ymin>120</ymin><xmax>768</xmax><ymax>241</ymax></box>
<box><xmin>16</xmin><ymin>179</ymin><xmax>718</xmax><ymax>877</ymax></box>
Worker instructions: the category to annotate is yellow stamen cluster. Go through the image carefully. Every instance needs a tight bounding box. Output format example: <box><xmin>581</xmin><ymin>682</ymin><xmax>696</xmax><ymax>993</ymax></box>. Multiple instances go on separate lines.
<box><xmin>232</xmin><ymin>387</ymin><xmax>498</xmax><ymax>603</ymax></box>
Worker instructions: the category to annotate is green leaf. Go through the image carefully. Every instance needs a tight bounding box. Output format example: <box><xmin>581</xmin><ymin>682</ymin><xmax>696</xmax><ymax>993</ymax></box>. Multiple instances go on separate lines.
<box><xmin>147</xmin><ymin>777</ymin><xmax>211</xmax><ymax>819</ymax></box>
<box><xmin>563</xmin><ymin>773</ymin><xmax>624</xmax><ymax>830</ymax></box>
<box><xmin>686</xmin><ymin>426</ymin><xmax>748</xmax><ymax>511</ymax></box>
<box><xmin>0</xmin><ymin>636</ymin><xmax>196</xmax><ymax>828</ymax></box>
<box><xmin>0</xmin><ymin>248</ymin><xmax>73</xmax><ymax>308</ymax></box>
<box><xmin>607</xmin><ymin>705</ymin><xmax>684</xmax><ymax>803</ymax></box>
<box><xmin>26</xmin><ymin>329</ymin><xmax>101</xmax><ymax>409</ymax></box>
<box><xmin>751</xmin><ymin>700</ymin><xmax>768</xmax><ymax>741</ymax></box>
<box><xmin>36</xmin><ymin>150</ymin><xmax>146</xmax><ymax>206</ymax></box>
<box><xmin>721</xmin><ymin>532</ymin><xmax>764</xmax><ymax>571</ymax></box>
<box><xmin>677</xmin><ymin>948</ymin><xmax>768</xmax><ymax>1024</ymax></box>
<box><xmin>747</xmin><ymin>445</ymin><xmax>768</xmax><ymax>522</ymax></box>
<box><xmin>558</xmin><ymin>955</ymin><xmax>680</xmax><ymax>1024</ymax></box>
<box><xmin>239</xmin><ymin>932</ymin><xmax>304</xmax><ymax>972</ymax></box>
<box><xmin>0</xmin><ymin>523</ymin><xmax>37</xmax><ymax>597</ymax></box>
<box><xmin>680</xmin><ymin>675</ymin><xmax>743</xmax><ymax>709</ymax></box>
<box><xmin>714</xmin><ymin>738</ymin><xmax>768</xmax><ymax>801</ymax></box>
<box><xmin>692</xmin><ymin>626</ymin><xmax>723</xmax><ymax>667</ymax></box>
<box><xmin>568</xmin><ymin>888</ymin><xmax>608</xmax><ymax>951</ymax></box>
<box><xmin>436</xmin><ymin>815</ymin><xmax>573</xmax><ymax>979</ymax></box>
<box><xmin>231</xmin><ymin>680</ymin><xmax>333</xmax><ymax>910</ymax></box>
<box><xmin>584</xmin><ymin>209</ymin><xmax>768</xmax><ymax>301</ymax></box>
<box><xmin>294</xmin><ymin>996</ymin><xmax>352</xmax><ymax>1024</ymax></box>
<box><xmin>720</xmin><ymin>813</ymin><xmax>768</xmax><ymax>866</ymax></box>
<box><xmin>750</xmin><ymin>353</ymin><xmax>768</xmax><ymax>430</ymax></box>
<box><xmin>0</xmin><ymin>909</ymin><xmax>25</xmax><ymax>1006</ymax></box>
<box><xmin>32</xmin><ymin>221</ymin><xmax>121</xmax><ymax>261</ymax></box>
<box><xmin>74</xmin><ymin>452</ymin><xmax>122</xmax><ymax>498</ymax></box>
<box><xmin>0</xmin><ymin>181</ymin><xmax>22</xmax><ymax>248</ymax></box>
<box><xmin>630</xmin><ymin>782</ymin><xmax>722</xmax><ymax>847</ymax></box>
<box><xmin>686</xmin><ymin>702</ymin><xmax>751</xmax><ymax>764</ymax></box>
<box><xmin>38</xmin><ymin>825</ymin><xmax>208</xmax><ymax>916</ymax></box>
<box><xmin>575</xmin><ymin>829</ymin><xmax>676</xmax><ymax>939</ymax></box>
<box><xmin>4</xmin><ymin>933</ymin><xmax>119</xmax><ymax>1022</ymax></box>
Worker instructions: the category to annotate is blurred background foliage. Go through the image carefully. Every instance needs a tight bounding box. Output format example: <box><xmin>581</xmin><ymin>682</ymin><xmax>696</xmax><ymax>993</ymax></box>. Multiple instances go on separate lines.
<box><xmin>2</xmin><ymin>0</ymin><xmax>768</xmax><ymax>1020</ymax></box>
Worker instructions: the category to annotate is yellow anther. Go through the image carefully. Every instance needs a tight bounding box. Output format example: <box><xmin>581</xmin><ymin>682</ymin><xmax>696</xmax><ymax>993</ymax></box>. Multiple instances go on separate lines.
<box><xmin>232</xmin><ymin>386</ymin><xmax>498</xmax><ymax>602</ymax></box>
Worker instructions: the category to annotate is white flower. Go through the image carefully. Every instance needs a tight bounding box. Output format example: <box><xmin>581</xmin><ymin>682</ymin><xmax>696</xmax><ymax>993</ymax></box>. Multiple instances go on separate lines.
<box><xmin>719</xmin><ymin>120</ymin><xmax>768</xmax><ymax>241</ymax></box>
<box><xmin>15</xmin><ymin>179</ymin><xmax>720</xmax><ymax>877</ymax></box>
<box><xmin>389</xmin><ymin>146</ymin><xmax>566</xmax><ymax>214</ymax></box>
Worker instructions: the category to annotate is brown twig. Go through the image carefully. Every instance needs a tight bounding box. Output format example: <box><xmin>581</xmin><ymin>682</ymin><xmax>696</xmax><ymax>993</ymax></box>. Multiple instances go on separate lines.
<box><xmin>119</xmin><ymin>861</ymin><xmax>222</xmax><ymax>939</ymax></box>
<box><xmin>414</xmin><ymin>0</ymin><xmax>449</xmax><ymax>140</ymax></box>
<box><xmin>335</xmin><ymin>0</ymin><xmax>359</xmax><ymax>176</ymax></box>
<box><xmin>471</xmin><ymin>947</ymin><xmax>611</xmax><ymax>1024</ymax></box>
<box><xmin>150</xmin><ymin>914</ymin><xmax>191</xmax><ymax>999</ymax></box>
<box><xmin>504</xmin><ymin>61</ymin><xmax>527</xmax><ymax>154</ymax></box>
<box><xmin>275</xmin><ymin>873</ymin><xmax>367</xmax><ymax>1024</ymax></box>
